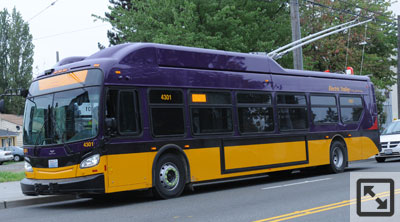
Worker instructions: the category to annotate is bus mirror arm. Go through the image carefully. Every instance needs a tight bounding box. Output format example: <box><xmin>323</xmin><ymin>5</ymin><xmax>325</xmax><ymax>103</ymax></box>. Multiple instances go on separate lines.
<box><xmin>105</xmin><ymin>117</ymin><xmax>117</xmax><ymax>136</ymax></box>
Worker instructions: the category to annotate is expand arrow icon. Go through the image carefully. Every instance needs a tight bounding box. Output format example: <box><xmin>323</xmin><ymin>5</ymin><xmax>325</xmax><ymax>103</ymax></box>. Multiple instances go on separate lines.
<box><xmin>363</xmin><ymin>185</ymin><xmax>388</xmax><ymax>210</ymax></box>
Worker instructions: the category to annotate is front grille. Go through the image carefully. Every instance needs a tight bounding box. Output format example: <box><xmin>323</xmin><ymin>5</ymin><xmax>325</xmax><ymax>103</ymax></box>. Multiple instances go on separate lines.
<box><xmin>381</xmin><ymin>142</ymin><xmax>388</xmax><ymax>149</ymax></box>
<box><xmin>390</xmin><ymin>141</ymin><xmax>400</xmax><ymax>148</ymax></box>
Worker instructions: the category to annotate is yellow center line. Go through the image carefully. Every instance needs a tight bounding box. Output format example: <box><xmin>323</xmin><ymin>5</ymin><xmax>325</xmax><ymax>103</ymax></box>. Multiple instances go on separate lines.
<box><xmin>253</xmin><ymin>189</ymin><xmax>400</xmax><ymax>222</ymax></box>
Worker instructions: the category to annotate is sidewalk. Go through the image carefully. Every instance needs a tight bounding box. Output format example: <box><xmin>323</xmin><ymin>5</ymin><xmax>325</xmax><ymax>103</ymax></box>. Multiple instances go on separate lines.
<box><xmin>0</xmin><ymin>181</ymin><xmax>77</xmax><ymax>209</ymax></box>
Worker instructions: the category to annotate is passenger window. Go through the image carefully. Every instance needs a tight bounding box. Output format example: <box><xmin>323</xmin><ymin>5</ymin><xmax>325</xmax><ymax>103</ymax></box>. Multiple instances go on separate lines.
<box><xmin>277</xmin><ymin>94</ymin><xmax>308</xmax><ymax>130</ymax></box>
<box><xmin>237</xmin><ymin>92</ymin><xmax>274</xmax><ymax>133</ymax></box>
<box><xmin>340</xmin><ymin>96</ymin><xmax>363</xmax><ymax>123</ymax></box>
<box><xmin>149</xmin><ymin>89</ymin><xmax>185</xmax><ymax>136</ymax></box>
<box><xmin>190</xmin><ymin>91</ymin><xmax>233</xmax><ymax>134</ymax></box>
<box><xmin>310</xmin><ymin>95</ymin><xmax>338</xmax><ymax>124</ymax></box>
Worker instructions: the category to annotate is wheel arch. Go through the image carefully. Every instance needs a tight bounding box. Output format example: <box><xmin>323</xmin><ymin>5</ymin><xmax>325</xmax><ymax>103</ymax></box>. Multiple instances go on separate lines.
<box><xmin>151</xmin><ymin>144</ymin><xmax>191</xmax><ymax>187</ymax></box>
<box><xmin>330</xmin><ymin>134</ymin><xmax>349</xmax><ymax>166</ymax></box>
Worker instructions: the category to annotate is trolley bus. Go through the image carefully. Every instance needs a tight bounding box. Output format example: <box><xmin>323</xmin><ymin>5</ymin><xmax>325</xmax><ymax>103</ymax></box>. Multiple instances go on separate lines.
<box><xmin>15</xmin><ymin>43</ymin><xmax>379</xmax><ymax>198</ymax></box>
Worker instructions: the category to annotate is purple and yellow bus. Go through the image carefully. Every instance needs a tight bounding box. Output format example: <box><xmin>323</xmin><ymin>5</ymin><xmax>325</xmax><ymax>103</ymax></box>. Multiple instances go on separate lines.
<box><xmin>19</xmin><ymin>43</ymin><xmax>379</xmax><ymax>198</ymax></box>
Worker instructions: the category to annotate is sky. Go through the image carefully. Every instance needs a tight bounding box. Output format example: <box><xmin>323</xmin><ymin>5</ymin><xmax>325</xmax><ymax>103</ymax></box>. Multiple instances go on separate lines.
<box><xmin>2</xmin><ymin>0</ymin><xmax>111</xmax><ymax>76</ymax></box>
<box><xmin>2</xmin><ymin>0</ymin><xmax>400</xmax><ymax>77</ymax></box>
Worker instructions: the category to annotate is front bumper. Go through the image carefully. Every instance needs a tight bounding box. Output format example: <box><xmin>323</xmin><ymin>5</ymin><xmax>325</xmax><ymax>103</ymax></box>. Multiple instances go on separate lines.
<box><xmin>21</xmin><ymin>174</ymin><xmax>105</xmax><ymax>196</ymax></box>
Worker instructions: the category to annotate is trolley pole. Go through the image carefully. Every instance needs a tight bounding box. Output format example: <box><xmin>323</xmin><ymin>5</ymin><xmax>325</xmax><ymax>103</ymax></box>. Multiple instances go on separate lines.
<box><xmin>290</xmin><ymin>0</ymin><xmax>303</xmax><ymax>70</ymax></box>
<box><xmin>397</xmin><ymin>16</ymin><xmax>400</xmax><ymax>119</ymax></box>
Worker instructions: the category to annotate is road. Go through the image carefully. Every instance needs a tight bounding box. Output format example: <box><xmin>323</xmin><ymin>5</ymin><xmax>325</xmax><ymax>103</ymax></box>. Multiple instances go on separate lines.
<box><xmin>1</xmin><ymin>158</ymin><xmax>399</xmax><ymax>222</ymax></box>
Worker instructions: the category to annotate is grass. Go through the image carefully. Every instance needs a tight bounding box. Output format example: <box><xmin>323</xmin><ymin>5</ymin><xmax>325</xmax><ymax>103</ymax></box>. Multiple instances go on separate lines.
<box><xmin>2</xmin><ymin>161</ymin><xmax>18</xmax><ymax>165</ymax></box>
<box><xmin>0</xmin><ymin>172</ymin><xmax>26</xmax><ymax>183</ymax></box>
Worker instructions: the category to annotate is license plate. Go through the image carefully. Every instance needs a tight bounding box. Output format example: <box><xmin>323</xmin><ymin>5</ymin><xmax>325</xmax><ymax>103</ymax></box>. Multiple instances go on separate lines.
<box><xmin>48</xmin><ymin>159</ymin><xmax>58</xmax><ymax>168</ymax></box>
<box><xmin>384</xmin><ymin>149</ymin><xmax>393</xmax><ymax>155</ymax></box>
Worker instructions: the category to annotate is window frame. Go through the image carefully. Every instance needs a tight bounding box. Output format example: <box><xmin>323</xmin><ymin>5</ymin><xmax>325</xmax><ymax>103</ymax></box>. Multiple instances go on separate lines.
<box><xmin>276</xmin><ymin>92</ymin><xmax>309</xmax><ymax>132</ymax></box>
<box><xmin>104</xmin><ymin>87</ymin><xmax>142</xmax><ymax>137</ymax></box>
<box><xmin>189</xmin><ymin>89</ymin><xmax>234</xmax><ymax>136</ymax></box>
<box><xmin>236</xmin><ymin>91</ymin><xmax>274</xmax><ymax>135</ymax></box>
<box><xmin>339</xmin><ymin>94</ymin><xmax>364</xmax><ymax>124</ymax></box>
<box><xmin>148</xmin><ymin>88</ymin><xmax>186</xmax><ymax>138</ymax></box>
<box><xmin>310</xmin><ymin>93</ymin><xmax>339</xmax><ymax>125</ymax></box>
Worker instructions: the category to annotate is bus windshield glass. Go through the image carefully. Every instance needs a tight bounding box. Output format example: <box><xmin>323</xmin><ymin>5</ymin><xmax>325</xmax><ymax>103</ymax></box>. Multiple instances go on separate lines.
<box><xmin>23</xmin><ymin>86</ymin><xmax>100</xmax><ymax>145</ymax></box>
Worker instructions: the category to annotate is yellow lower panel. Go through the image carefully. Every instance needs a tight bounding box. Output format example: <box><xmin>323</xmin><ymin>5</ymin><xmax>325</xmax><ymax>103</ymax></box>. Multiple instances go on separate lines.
<box><xmin>307</xmin><ymin>139</ymin><xmax>330</xmax><ymax>166</ymax></box>
<box><xmin>346</xmin><ymin>137</ymin><xmax>364</xmax><ymax>161</ymax></box>
<box><xmin>31</xmin><ymin>156</ymin><xmax>107</xmax><ymax>180</ymax></box>
<box><xmin>224</xmin><ymin>141</ymin><xmax>307</xmax><ymax>170</ymax></box>
<box><xmin>33</xmin><ymin>165</ymin><xmax>77</xmax><ymax>180</ymax></box>
<box><xmin>362</xmin><ymin>137</ymin><xmax>379</xmax><ymax>159</ymax></box>
<box><xmin>106</xmin><ymin>152</ymin><xmax>155</xmax><ymax>189</ymax></box>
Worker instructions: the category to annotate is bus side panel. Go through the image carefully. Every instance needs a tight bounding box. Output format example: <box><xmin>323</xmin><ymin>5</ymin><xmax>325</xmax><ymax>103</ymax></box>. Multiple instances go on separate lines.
<box><xmin>306</xmin><ymin>139</ymin><xmax>330</xmax><ymax>166</ymax></box>
<box><xmin>105</xmin><ymin>152</ymin><xmax>154</xmax><ymax>193</ymax></box>
<box><xmin>345</xmin><ymin>137</ymin><xmax>364</xmax><ymax>161</ymax></box>
<box><xmin>184</xmin><ymin>147</ymin><xmax>222</xmax><ymax>182</ymax></box>
<box><xmin>223</xmin><ymin>141</ymin><xmax>307</xmax><ymax>170</ymax></box>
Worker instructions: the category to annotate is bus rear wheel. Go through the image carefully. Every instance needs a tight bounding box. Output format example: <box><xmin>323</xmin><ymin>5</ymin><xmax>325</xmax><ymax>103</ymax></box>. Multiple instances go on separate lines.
<box><xmin>327</xmin><ymin>141</ymin><xmax>347</xmax><ymax>173</ymax></box>
<box><xmin>153</xmin><ymin>154</ymin><xmax>186</xmax><ymax>199</ymax></box>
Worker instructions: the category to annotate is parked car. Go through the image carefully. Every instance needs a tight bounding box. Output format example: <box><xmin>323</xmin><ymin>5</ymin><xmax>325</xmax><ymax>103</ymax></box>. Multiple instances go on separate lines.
<box><xmin>0</xmin><ymin>146</ymin><xmax>24</xmax><ymax>161</ymax></box>
<box><xmin>0</xmin><ymin>150</ymin><xmax>13</xmax><ymax>165</ymax></box>
<box><xmin>376</xmin><ymin>120</ymin><xmax>400</xmax><ymax>162</ymax></box>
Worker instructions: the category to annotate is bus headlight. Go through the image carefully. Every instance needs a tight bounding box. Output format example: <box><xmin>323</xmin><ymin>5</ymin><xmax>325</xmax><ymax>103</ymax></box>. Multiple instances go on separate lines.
<box><xmin>80</xmin><ymin>154</ymin><xmax>100</xmax><ymax>169</ymax></box>
<box><xmin>24</xmin><ymin>161</ymin><xmax>33</xmax><ymax>172</ymax></box>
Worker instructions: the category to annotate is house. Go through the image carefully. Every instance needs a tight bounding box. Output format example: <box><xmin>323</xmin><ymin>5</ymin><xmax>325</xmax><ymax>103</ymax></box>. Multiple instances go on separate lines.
<box><xmin>0</xmin><ymin>114</ymin><xmax>23</xmax><ymax>147</ymax></box>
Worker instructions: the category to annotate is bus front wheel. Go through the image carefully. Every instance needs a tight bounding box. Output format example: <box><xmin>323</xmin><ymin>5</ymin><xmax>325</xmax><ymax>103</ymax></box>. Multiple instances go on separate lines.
<box><xmin>153</xmin><ymin>154</ymin><xmax>186</xmax><ymax>199</ymax></box>
<box><xmin>327</xmin><ymin>141</ymin><xmax>347</xmax><ymax>173</ymax></box>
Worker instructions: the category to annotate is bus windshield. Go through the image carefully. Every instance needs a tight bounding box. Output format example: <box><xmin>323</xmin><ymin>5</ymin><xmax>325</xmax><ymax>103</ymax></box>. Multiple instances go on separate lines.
<box><xmin>23</xmin><ymin>86</ymin><xmax>100</xmax><ymax>145</ymax></box>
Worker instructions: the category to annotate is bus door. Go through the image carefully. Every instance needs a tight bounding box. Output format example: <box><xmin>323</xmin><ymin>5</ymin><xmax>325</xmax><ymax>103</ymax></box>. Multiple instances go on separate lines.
<box><xmin>104</xmin><ymin>89</ymin><xmax>150</xmax><ymax>188</ymax></box>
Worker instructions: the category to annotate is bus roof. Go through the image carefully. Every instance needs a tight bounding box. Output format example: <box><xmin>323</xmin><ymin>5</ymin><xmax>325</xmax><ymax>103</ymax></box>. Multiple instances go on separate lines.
<box><xmin>46</xmin><ymin>43</ymin><xmax>370</xmax><ymax>82</ymax></box>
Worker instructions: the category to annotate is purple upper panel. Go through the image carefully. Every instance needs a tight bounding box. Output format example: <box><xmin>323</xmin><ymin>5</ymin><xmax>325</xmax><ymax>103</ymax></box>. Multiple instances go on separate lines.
<box><xmin>48</xmin><ymin>42</ymin><xmax>371</xmax><ymax>85</ymax></box>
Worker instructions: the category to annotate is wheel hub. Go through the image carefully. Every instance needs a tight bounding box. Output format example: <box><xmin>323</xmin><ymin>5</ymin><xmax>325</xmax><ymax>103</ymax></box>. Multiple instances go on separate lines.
<box><xmin>159</xmin><ymin>162</ymin><xmax>180</xmax><ymax>190</ymax></box>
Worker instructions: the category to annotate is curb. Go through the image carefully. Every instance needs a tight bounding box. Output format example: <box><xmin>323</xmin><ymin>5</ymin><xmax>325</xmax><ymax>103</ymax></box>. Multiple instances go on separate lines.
<box><xmin>0</xmin><ymin>195</ymin><xmax>78</xmax><ymax>209</ymax></box>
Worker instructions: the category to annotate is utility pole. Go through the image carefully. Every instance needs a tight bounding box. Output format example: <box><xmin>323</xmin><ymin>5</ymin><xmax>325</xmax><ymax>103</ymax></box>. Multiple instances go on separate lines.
<box><xmin>397</xmin><ymin>16</ymin><xmax>400</xmax><ymax>118</ymax></box>
<box><xmin>56</xmin><ymin>51</ymin><xmax>60</xmax><ymax>62</ymax></box>
<box><xmin>290</xmin><ymin>0</ymin><xmax>303</xmax><ymax>70</ymax></box>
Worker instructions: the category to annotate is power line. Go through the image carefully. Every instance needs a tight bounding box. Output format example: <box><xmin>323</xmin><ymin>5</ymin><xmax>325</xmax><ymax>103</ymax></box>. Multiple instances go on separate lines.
<box><xmin>28</xmin><ymin>0</ymin><xmax>60</xmax><ymax>22</ymax></box>
<box><xmin>33</xmin><ymin>24</ymin><xmax>108</xmax><ymax>41</ymax></box>
<box><xmin>303</xmin><ymin>0</ymin><xmax>396</xmax><ymax>26</ymax></box>
<box><xmin>336</xmin><ymin>0</ymin><xmax>387</xmax><ymax>18</ymax></box>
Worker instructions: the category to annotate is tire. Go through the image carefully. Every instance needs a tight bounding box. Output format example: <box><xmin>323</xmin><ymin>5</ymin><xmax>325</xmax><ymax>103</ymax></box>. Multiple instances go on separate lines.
<box><xmin>327</xmin><ymin>141</ymin><xmax>347</xmax><ymax>173</ymax></box>
<box><xmin>375</xmin><ymin>156</ymin><xmax>386</xmax><ymax>163</ymax></box>
<box><xmin>14</xmin><ymin>155</ymin><xmax>21</xmax><ymax>162</ymax></box>
<box><xmin>153</xmin><ymin>154</ymin><xmax>186</xmax><ymax>199</ymax></box>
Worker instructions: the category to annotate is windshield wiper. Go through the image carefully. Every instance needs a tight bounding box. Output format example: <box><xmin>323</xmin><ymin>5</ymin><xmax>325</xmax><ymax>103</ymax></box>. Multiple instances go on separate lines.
<box><xmin>52</xmin><ymin>117</ymin><xmax>73</xmax><ymax>154</ymax></box>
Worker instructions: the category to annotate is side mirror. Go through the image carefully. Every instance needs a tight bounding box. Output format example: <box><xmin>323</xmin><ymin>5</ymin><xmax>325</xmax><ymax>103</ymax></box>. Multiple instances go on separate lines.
<box><xmin>0</xmin><ymin>99</ymin><xmax>4</xmax><ymax>113</ymax></box>
<box><xmin>19</xmin><ymin>89</ymin><xmax>29</xmax><ymax>98</ymax></box>
<box><xmin>105</xmin><ymin>117</ymin><xmax>117</xmax><ymax>134</ymax></box>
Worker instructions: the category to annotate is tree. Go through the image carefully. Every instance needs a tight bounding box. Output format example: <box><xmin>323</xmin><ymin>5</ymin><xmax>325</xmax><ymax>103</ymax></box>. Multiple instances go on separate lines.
<box><xmin>300</xmin><ymin>0</ymin><xmax>397</xmax><ymax>125</ymax></box>
<box><xmin>301</xmin><ymin>0</ymin><xmax>397</xmax><ymax>90</ymax></box>
<box><xmin>94</xmin><ymin>0</ymin><xmax>294</xmax><ymax>68</ymax></box>
<box><xmin>0</xmin><ymin>8</ymin><xmax>34</xmax><ymax>115</ymax></box>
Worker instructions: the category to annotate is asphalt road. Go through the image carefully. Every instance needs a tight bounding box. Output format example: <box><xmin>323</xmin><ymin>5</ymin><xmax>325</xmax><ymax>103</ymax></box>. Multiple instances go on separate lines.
<box><xmin>1</xmin><ymin>158</ymin><xmax>400</xmax><ymax>222</ymax></box>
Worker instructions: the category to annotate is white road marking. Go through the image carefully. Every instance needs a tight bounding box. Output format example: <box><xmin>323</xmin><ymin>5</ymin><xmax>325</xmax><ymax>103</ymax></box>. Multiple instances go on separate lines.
<box><xmin>261</xmin><ymin>178</ymin><xmax>332</xmax><ymax>190</ymax></box>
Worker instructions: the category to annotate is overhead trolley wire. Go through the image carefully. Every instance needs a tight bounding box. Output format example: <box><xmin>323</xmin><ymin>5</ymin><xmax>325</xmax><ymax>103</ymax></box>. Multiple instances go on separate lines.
<box><xmin>28</xmin><ymin>0</ymin><xmax>60</xmax><ymax>22</ymax></box>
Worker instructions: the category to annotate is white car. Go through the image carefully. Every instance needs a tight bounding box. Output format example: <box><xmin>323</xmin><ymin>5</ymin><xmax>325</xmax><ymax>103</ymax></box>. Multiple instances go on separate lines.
<box><xmin>376</xmin><ymin>120</ymin><xmax>400</xmax><ymax>162</ymax></box>
<box><xmin>0</xmin><ymin>150</ymin><xmax>13</xmax><ymax>165</ymax></box>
